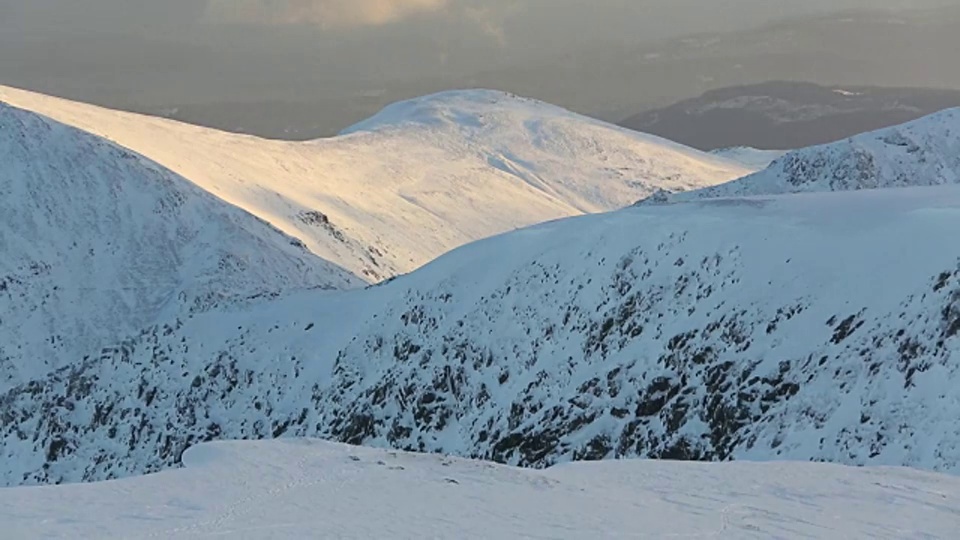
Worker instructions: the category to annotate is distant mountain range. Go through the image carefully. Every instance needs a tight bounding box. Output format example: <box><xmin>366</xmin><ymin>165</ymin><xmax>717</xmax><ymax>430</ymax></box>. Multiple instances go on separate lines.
<box><xmin>7</xmin><ymin>5</ymin><xmax>960</xmax><ymax>143</ymax></box>
<box><xmin>620</xmin><ymin>81</ymin><xmax>960</xmax><ymax>150</ymax></box>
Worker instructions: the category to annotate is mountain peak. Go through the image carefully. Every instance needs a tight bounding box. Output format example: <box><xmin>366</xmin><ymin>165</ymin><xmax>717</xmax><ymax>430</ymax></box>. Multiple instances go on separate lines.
<box><xmin>339</xmin><ymin>89</ymin><xmax>554</xmax><ymax>135</ymax></box>
<box><xmin>0</xmin><ymin>101</ymin><xmax>358</xmax><ymax>389</ymax></box>
<box><xmin>639</xmin><ymin>106</ymin><xmax>960</xmax><ymax>205</ymax></box>
<box><xmin>0</xmin><ymin>85</ymin><xmax>752</xmax><ymax>282</ymax></box>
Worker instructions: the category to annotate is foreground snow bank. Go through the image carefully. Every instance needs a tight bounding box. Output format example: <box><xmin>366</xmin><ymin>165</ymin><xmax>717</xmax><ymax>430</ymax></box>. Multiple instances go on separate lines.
<box><xmin>1</xmin><ymin>439</ymin><xmax>957</xmax><ymax>539</ymax></box>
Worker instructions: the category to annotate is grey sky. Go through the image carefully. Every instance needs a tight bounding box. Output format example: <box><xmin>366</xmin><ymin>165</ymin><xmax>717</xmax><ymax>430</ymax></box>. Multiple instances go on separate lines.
<box><xmin>2</xmin><ymin>1</ymin><xmax>951</xmax><ymax>38</ymax></box>
<box><xmin>1</xmin><ymin>0</ymin><xmax>958</xmax><ymax>135</ymax></box>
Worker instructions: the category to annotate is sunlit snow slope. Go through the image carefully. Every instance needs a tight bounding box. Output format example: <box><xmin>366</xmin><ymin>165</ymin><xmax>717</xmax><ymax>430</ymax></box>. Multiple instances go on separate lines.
<box><xmin>0</xmin><ymin>103</ymin><xmax>359</xmax><ymax>391</ymax></box>
<box><xmin>647</xmin><ymin>108</ymin><xmax>960</xmax><ymax>203</ymax></box>
<box><xmin>710</xmin><ymin>146</ymin><xmax>788</xmax><ymax>170</ymax></box>
<box><xmin>3</xmin><ymin>439</ymin><xmax>958</xmax><ymax>539</ymax></box>
<box><xmin>4</xmin><ymin>185</ymin><xmax>960</xmax><ymax>485</ymax></box>
<box><xmin>0</xmin><ymin>85</ymin><xmax>752</xmax><ymax>281</ymax></box>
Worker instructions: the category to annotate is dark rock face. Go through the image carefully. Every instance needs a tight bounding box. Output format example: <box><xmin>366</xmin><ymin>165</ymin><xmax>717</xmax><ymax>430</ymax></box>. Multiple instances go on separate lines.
<box><xmin>322</xmin><ymin>253</ymin><xmax>960</xmax><ymax>470</ymax></box>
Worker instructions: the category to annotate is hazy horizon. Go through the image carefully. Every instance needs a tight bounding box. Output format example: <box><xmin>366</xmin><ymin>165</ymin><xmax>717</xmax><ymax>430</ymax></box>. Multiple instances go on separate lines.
<box><xmin>2</xmin><ymin>0</ymin><xmax>959</xmax><ymax>136</ymax></box>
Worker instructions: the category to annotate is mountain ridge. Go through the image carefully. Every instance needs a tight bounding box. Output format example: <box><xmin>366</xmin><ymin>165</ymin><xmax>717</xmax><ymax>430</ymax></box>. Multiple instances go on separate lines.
<box><xmin>0</xmin><ymin>102</ymin><xmax>359</xmax><ymax>392</ymax></box>
<box><xmin>0</xmin><ymin>85</ymin><xmax>753</xmax><ymax>282</ymax></box>
<box><xmin>639</xmin><ymin>107</ymin><xmax>960</xmax><ymax>204</ymax></box>
<box><xmin>3</xmin><ymin>183</ymin><xmax>958</xmax><ymax>486</ymax></box>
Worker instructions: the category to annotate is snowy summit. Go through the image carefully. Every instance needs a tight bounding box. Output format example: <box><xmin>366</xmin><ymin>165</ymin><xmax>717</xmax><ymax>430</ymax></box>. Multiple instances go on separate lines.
<box><xmin>641</xmin><ymin>107</ymin><xmax>960</xmax><ymax>203</ymax></box>
<box><xmin>0</xmin><ymin>85</ymin><xmax>752</xmax><ymax>283</ymax></box>
<box><xmin>0</xmin><ymin>102</ymin><xmax>356</xmax><ymax>390</ymax></box>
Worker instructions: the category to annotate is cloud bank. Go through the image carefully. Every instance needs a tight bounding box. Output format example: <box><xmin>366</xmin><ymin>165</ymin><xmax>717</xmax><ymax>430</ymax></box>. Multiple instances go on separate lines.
<box><xmin>205</xmin><ymin>0</ymin><xmax>450</xmax><ymax>28</ymax></box>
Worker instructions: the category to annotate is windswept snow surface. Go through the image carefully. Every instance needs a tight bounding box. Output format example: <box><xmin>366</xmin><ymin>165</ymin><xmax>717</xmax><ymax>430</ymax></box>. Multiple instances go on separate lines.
<box><xmin>2</xmin><ymin>439</ymin><xmax>958</xmax><ymax>540</ymax></box>
<box><xmin>0</xmin><ymin>85</ymin><xmax>752</xmax><ymax>282</ymax></box>
<box><xmin>0</xmin><ymin>103</ymin><xmax>359</xmax><ymax>391</ymax></box>
<box><xmin>4</xmin><ymin>184</ymin><xmax>960</xmax><ymax>485</ymax></box>
<box><xmin>710</xmin><ymin>146</ymin><xmax>788</xmax><ymax>170</ymax></box>
<box><xmin>644</xmin><ymin>107</ymin><xmax>960</xmax><ymax>204</ymax></box>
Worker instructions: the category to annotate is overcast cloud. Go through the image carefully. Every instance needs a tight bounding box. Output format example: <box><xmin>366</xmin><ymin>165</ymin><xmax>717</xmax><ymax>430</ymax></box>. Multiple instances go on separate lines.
<box><xmin>2</xmin><ymin>0</ymin><xmax>953</xmax><ymax>37</ymax></box>
<box><xmin>204</xmin><ymin>0</ymin><xmax>450</xmax><ymax>28</ymax></box>
<box><xmin>2</xmin><ymin>0</ymin><xmax>959</xmax><ymax>134</ymax></box>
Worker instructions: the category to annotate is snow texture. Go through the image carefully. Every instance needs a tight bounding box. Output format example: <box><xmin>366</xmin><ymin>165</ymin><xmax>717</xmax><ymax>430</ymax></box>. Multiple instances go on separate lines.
<box><xmin>642</xmin><ymin>108</ymin><xmax>960</xmax><ymax>204</ymax></box>
<box><xmin>3</xmin><ymin>183</ymin><xmax>960</xmax><ymax>486</ymax></box>
<box><xmin>3</xmin><ymin>439</ymin><xmax>958</xmax><ymax>539</ymax></box>
<box><xmin>0</xmin><ymin>85</ymin><xmax>752</xmax><ymax>283</ymax></box>
<box><xmin>0</xmin><ymin>102</ymin><xmax>358</xmax><ymax>391</ymax></box>
<box><xmin>710</xmin><ymin>146</ymin><xmax>788</xmax><ymax>170</ymax></box>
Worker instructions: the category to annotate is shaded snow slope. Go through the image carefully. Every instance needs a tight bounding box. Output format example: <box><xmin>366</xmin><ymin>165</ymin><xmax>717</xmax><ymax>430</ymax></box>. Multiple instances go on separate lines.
<box><xmin>3</xmin><ymin>185</ymin><xmax>960</xmax><ymax>485</ymax></box>
<box><xmin>3</xmin><ymin>439</ymin><xmax>958</xmax><ymax>539</ymax></box>
<box><xmin>710</xmin><ymin>146</ymin><xmax>788</xmax><ymax>170</ymax></box>
<box><xmin>642</xmin><ymin>108</ymin><xmax>960</xmax><ymax>204</ymax></box>
<box><xmin>0</xmin><ymin>86</ymin><xmax>752</xmax><ymax>282</ymax></box>
<box><xmin>0</xmin><ymin>103</ymin><xmax>359</xmax><ymax>391</ymax></box>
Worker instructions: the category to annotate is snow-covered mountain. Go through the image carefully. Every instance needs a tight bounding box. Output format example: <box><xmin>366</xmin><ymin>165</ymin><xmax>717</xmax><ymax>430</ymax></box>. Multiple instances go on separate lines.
<box><xmin>710</xmin><ymin>147</ymin><xmax>787</xmax><ymax>170</ymax></box>
<box><xmin>3</xmin><ymin>184</ymin><xmax>959</xmax><ymax>486</ymax></box>
<box><xmin>646</xmin><ymin>108</ymin><xmax>960</xmax><ymax>204</ymax></box>
<box><xmin>0</xmin><ymin>85</ymin><xmax>752</xmax><ymax>282</ymax></box>
<box><xmin>0</xmin><ymin>102</ymin><xmax>359</xmax><ymax>392</ymax></box>
<box><xmin>4</xmin><ymin>439</ymin><xmax>958</xmax><ymax>539</ymax></box>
